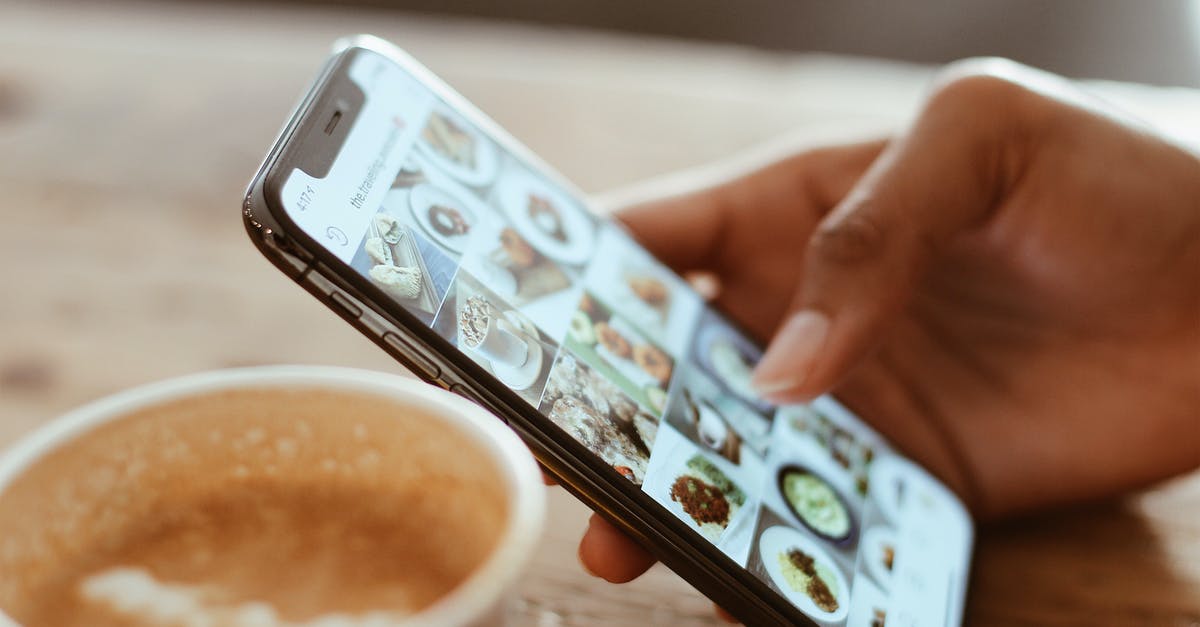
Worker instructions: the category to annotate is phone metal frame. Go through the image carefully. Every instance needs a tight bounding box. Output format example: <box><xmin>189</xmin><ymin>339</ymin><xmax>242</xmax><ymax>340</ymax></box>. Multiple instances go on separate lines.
<box><xmin>243</xmin><ymin>35</ymin><xmax>969</xmax><ymax>626</ymax></box>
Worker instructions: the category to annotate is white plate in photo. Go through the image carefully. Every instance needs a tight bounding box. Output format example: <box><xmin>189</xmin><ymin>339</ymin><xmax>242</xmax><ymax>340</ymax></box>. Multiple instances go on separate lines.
<box><xmin>497</xmin><ymin>170</ymin><xmax>595</xmax><ymax>265</ymax></box>
<box><xmin>408</xmin><ymin>182</ymin><xmax>483</xmax><ymax>254</ymax></box>
<box><xmin>862</xmin><ymin>526</ymin><xmax>898</xmax><ymax>591</ymax></box>
<box><xmin>473</xmin><ymin>259</ymin><xmax>520</xmax><ymax>299</ymax></box>
<box><xmin>658</xmin><ymin>465</ymin><xmax>743</xmax><ymax>544</ymax></box>
<box><xmin>868</xmin><ymin>455</ymin><xmax>909</xmax><ymax>525</ymax></box>
<box><xmin>758</xmin><ymin>525</ymin><xmax>850</xmax><ymax>622</ymax></box>
<box><xmin>592</xmin><ymin>316</ymin><xmax>667</xmax><ymax>390</ymax></box>
<box><xmin>416</xmin><ymin>108</ymin><xmax>499</xmax><ymax>187</ymax></box>
<box><xmin>662</xmin><ymin>484</ymin><xmax>726</xmax><ymax>543</ymax></box>
<box><xmin>611</xmin><ymin>279</ymin><xmax>668</xmax><ymax>332</ymax></box>
<box><xmin>487</xmin><ymin>311</ymin><xmax>545</xmax><ymax>391</ymax></box>
<box><xmin>697</xmin><ymin>324</ymin><xmax>763</xmax><ymax>406</ymax></box>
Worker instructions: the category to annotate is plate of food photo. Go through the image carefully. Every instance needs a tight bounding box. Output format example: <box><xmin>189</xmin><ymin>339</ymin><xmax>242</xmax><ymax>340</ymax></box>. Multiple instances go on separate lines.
<box><xmin>861</xmin><ymin>526</ymin><xmax>898</xmax><ymax>591</ymax></box>
<box><xmin>786</xmin><ymin>404</ymin><xmax>878</xmax><ymax>498</ymax></box>
<box><xmin>592</xmin><ymin>317</ymin><xmax>672</xmax><ymax>390</ymax></box>
<box><xmin>473</xmin><ymin>226</ymin><xmax>572</xmax><ymax>304</ymax></box>
<box><xmin>758</xmin><ymin>525</ymin><xmax>850</xmax><ymax>622</ymax></box>
<box><xmin>695</xmin><ymin>322</ymin><xmax>769</xmax><ymax>410</ymax></box>
<box><xmin>567</xmin><ymin>294</ymin><xmax>674</xmax><ymax>414</ymax></box>
<box><xmin>455</xmin><ymin>294</ymin><xmax>545</xmax><ymax>391</ymax></box>
<box><xmin>408</xmin><ymin>182</ymin><xmax>485</xmax><ymax>254</ymax></box>
<box><xmin>607</xmin><ymin>269</ymin><xmax>675</xmax><ymax>334</ymax></box>
<box><xmin>539</xmin><ymin>352</ymin><xmax>658</xmax><ymax>485</ymax></box>
<box><xmin>682</xmin><ymin>389</ymin><xmax>742</xmax><ymax>465</ymax></box>
<box><xmin>777</xmin><ymin>464</ymin><xmax>857</xmax><ymax>546</ymax></box>
<box><xmin>497</xmin><ymin>169</ymin><xmax>596</xmax><ymax>266</ymax></box>
<box><xmin>665</xmin><ymin>454</ymin><xmax>747</xmax><ymax>543</ymax></box>
<box><xmin>416</xmin><ymin>107</ymin><xmax>498</xmax><ymax>187</ymax></box>
<box><xmin>362</xmin><ymin>217</ymin><xmax>439</xmax><ymax>315</ymax></box>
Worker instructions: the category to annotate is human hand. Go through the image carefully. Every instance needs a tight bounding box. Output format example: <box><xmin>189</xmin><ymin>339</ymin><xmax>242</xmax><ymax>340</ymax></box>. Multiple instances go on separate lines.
<box><xmin>576</xmin><ymin>59</ymin><xmax>1200</xmax><ymax>591</ymax></box>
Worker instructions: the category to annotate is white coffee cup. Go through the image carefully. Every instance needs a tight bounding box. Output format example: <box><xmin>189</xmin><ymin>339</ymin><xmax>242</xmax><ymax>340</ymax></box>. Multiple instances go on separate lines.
<box><xmin>0</xmin><ymin>366</ymin><xmax>545</xmax><ymax>627</ymax></box>
<box><xmin>460</xmin><ymin>299</ymin><xmax>530</xmax><ymax>368</ymax></box>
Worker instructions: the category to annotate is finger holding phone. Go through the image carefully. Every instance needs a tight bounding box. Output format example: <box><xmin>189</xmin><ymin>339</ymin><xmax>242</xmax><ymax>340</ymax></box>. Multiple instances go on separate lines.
<box><xmin>578</xmin><ymin>58</ymin><xmax>1200</xmax><ymax>607</ymax></box>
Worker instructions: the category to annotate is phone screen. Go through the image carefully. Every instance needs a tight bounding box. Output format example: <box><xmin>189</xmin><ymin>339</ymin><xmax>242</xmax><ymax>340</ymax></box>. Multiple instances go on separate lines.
<box><xmin>273</xmin><ymin>46</ymin><xmax>972</xmax><ymax>626</ymax></box>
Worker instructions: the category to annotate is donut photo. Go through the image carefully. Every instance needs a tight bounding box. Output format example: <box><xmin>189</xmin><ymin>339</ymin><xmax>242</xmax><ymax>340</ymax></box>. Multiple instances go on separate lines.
<box><xmin>563</xmin><ymin>291</ymin><xmax>675</xmax><ymax>415</ymax></box>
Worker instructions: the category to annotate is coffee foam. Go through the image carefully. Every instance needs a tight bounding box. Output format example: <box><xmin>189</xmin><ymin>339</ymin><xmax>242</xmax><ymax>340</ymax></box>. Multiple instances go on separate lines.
<box><xmin>0</xmin><ymin>387</ymin><xmax>509</xmax><ymax>625</ymax></box>
<box><xmin>81</xmin><ymin>567</ymin><xmax>406</xmax><ymax>626</ymax></box>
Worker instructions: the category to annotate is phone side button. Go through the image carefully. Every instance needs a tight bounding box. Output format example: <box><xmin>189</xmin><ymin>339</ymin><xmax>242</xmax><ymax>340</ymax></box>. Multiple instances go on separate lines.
<box><xmin>381</xmin><ymin>332</ymin><xmax>441</xmax><ymax>381</ymax></box>
<box><xmin>448</xmin><ymin>384</ymin><xmax>506</xmax><ymax>424</ymax></box>
<box><xmin>328</xmin><ymin>290</ymin><xmax>362</xmax><ymax>319</ymax></box>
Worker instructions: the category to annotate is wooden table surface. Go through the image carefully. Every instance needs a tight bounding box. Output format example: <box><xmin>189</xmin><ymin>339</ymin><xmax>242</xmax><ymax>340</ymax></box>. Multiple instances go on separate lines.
<box><xmin>1</xmin><ymin>1</ymin><xmax>1198</xmax><ymax>624</ymax></box>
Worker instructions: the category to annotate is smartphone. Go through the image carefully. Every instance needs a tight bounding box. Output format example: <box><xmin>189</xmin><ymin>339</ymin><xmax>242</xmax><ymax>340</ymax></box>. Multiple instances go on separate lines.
<box><xmin>242</xmin><ymin>35</ymin><xmax>973</xmax><ymax>626</ymax></box>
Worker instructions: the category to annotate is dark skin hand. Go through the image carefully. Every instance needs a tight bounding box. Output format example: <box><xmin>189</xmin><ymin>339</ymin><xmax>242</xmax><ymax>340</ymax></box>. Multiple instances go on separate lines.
<box><xmin>567</xmin><ymin>59</ymin><xmax>1200</xmax><ymax>614</ymax></box>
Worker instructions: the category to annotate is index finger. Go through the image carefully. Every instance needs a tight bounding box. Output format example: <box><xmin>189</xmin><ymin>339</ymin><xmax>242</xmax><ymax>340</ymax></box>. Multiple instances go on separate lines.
<box><xmin>606</xmin><ymin>141</ymin><xmax>887</xmax><ymax>275</ymax></box>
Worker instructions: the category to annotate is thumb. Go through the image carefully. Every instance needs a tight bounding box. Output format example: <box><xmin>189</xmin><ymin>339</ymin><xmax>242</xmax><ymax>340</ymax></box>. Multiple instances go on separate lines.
<box><xmin>751</xmin><ymin>69</ymin><xmax>1034</xmax><ymax>402</ymax></box>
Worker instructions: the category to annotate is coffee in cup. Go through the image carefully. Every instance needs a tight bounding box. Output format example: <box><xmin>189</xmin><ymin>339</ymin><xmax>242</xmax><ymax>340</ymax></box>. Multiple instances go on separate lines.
<box><xmin>0</xmin><ymin>367</ymin><xmax>544</xmax><ymax>627</ymax></box>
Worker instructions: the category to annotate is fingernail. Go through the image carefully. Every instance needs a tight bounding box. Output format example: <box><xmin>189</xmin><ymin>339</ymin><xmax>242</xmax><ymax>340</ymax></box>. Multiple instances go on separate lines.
<box><xmin>752</xmin><ymin>310</ymin><xmax>830</xmax><ymax>400</ymax></box>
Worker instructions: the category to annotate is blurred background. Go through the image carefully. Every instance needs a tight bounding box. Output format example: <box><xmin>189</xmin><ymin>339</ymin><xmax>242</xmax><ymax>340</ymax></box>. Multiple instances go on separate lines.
<box><xmin>2</xmin><ymin>1</ymin><xmax>1199</xmax><ymax>624</ymax></box>
<box><xmin>271</xmin><ymin>0</ymin><xmax>1200</xmax><ymax>86</ymax></box>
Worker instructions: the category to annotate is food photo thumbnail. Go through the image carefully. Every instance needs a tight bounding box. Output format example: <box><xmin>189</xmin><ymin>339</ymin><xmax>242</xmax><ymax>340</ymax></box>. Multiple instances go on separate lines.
<box><xmin>539</xmin><ymin>349</ymin><xmax>659</xmax><ymax>484</ymax></box>
<box><xmin>745</xmin><ymin>508</ymin><xmax>853</xmax><ymax>624</ymax></box>
<box><xmin>350</xmin><ymin>214</ymin><xmax>456</xmax><ymax>325</ymax></box>
<box><xmin>665</xmin><ymin>364</ymin><xmax>774</xmax><ymax>463</ymax></box>
<box><xmin>492</xmin><ymin>161</ymin><xmax>598</xmax><ymax>269</ymax></box>
<box><xmin>565</xmin><ymin>292</ymin><xmax>674</xmax><ymax>415</ymax></box>
<box><xmin>376</xmin><ymin>154</ymin><xmax>496</xmax><ymax>260</ymax></box>
<box><xmin>691</xmin><ymin>310</ymin><xmax>773</xmax><ymax>412</ymax></box>
<box><xmin>417</xmin><ymin>105</ymin><xmax>500</xmax><ymax>188</ymax></box>
<box><xmin>780</xmin><ymin>401</ymin><xmax>890</xmax><ymax>499</ymax></box>
<box><xmin>433</xmin><ymin>270</ymin><xmax>555</xmax><ymax>404</ymax></box>
<box><xmin>642</xmin><ymin>423</ymin><xmax>763</xmax><ymax>564</ymax></box>
<box><xmin>583</xmin><ymin>225</ymin><xmax>703</xmax><ymax>357</ymax></box>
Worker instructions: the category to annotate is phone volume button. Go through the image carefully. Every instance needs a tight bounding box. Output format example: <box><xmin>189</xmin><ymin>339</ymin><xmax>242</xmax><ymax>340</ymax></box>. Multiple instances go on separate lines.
<box><xmin>381</xmin><ymin>332</ymin><xmax>441</xmax><ymax>381</ymax></box>
<box><xmin>328</xmin><ymin>290</ymin><xmax>362</xmax><ymax>319</ymax></box>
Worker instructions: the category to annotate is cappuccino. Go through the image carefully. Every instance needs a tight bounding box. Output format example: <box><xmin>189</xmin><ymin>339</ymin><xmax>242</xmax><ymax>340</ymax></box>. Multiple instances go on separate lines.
<box><xmin>0</xmin><ymin>386</ymin><xmax>510</xmax><ymax>626</ymax></box>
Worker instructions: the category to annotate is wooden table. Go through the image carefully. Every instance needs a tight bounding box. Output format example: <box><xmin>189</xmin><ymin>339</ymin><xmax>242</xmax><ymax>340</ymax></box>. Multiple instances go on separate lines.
<box><xmin>1</xmin><ymin>1</ymin><xmax>1198</xmax><ymax>624</ymax></box>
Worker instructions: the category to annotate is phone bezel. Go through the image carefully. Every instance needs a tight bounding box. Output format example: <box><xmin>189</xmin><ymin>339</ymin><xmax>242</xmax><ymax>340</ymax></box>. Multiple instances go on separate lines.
<box><xmin>243</xmin><ymin>35</ymin><xmax>973</xmax><ymax>627</ymax></box>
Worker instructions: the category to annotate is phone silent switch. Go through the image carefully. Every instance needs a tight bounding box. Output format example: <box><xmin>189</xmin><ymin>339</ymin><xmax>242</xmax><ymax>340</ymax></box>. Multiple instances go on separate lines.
<box><xmin>382</xmin><ymin>332</ymin><xmax>441</xmax><ymax>381</ymax></box>
<box><xmin>328</xmin><ymin>290</ymin><xmax>362</xmax><ymax>319</ymax></box>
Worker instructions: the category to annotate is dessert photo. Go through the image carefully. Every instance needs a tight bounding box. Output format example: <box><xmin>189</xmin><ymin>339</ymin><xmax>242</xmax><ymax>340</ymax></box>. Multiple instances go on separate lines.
<box><xmin>664</xmin><ymin>364</ymin><xmax>774</xmax><ymax>463</ymax></box>
<box><xmin>416</xmin><ymin>106</ymin><xmax>499</xmax><ymax>187</ymax></box>
<box><xmin>494</xmin><ymin>162</ymin><xmax>598</xmax><ymax>268</ymax></box>
<box><xmin>691</xmin><ymin>310</ymin><xmax>772</xmax><ymax>412</ymax></box>
<box><xmin>564</xmin><ymin>292</ymin><xmax>674</xmax><ymax>415</ymax></box>
<box><xmin>538</xmin><ymin>349</ymin><xmax>659</xmax><ymax>485</ymax></box>
<box><xmin>377</xmin><ymin>155</ymin><xmax>496</xmax><ymax>259</ymax></box>
<box><xmin>349</xmin><ymin>216</ymin><xmax>455</xmax><ymax>325</ymax></box>
<box><xmin>432</xmin><ymin>270</ymin><xmax>555</xmax><ymax>404</ymax></box>
<box><xmin>406</xmin><ymin>181</ymin><xmax>484</xmax><ymax>254</ymax></box>
<box><xmin>582</xmin><ymin>226</ymin><xmax>702</xmax><ymax>357</ymax></box>
<box><xmin>457</xmin><ymin>211</ymin><xmax>579</xmax><ymax>342</ymax></box>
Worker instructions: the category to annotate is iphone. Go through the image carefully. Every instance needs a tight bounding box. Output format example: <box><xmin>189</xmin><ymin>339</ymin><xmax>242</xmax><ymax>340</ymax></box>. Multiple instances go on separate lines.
<box><xmin>242</xmin><ymin>35</ymin><xmax>973</xmax><ymax>626</ymax></box>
